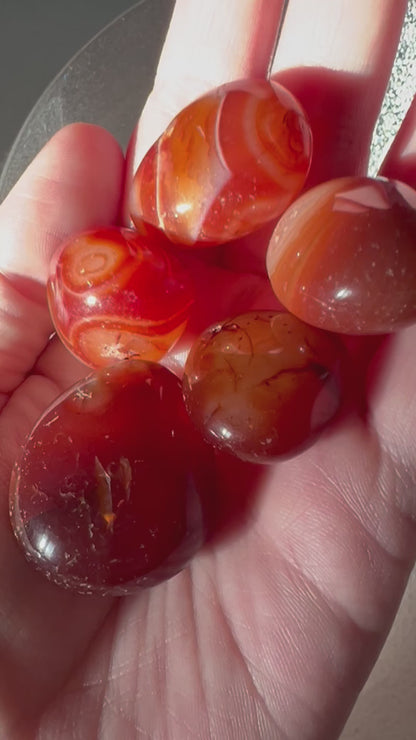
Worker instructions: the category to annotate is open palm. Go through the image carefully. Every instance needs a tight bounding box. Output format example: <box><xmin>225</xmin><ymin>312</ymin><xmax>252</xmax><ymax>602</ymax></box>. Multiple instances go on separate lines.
<box><xmin>1</xmin><ymin>1</ymin><xmax>415</xmax><ymax>738</ymax></box>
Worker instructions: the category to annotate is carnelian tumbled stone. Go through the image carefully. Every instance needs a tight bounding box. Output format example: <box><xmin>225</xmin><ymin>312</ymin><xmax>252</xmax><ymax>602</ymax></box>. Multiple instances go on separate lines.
<box><xmin>130</xmin><ymin>79</ymin><xmax>312</xmax><ymax>246</ymax></box>
<box><xmin>10</xmin><ymin>361</ymin><xmax>213</xmax><ymax>595</ymax></box>
<box><xmin>267</xmin><ymin>176</ymin><xmax>416</xmax><ymax>334</ymax></box>
<box><xmin>47</xmin><ymin>227</ymin><xmax>194</xmax><ymax>368</ymax></box>
<box><xmin>183</xmin><ymin>311</ymin><xmax>343</xmax><ymax>462</ymax></box>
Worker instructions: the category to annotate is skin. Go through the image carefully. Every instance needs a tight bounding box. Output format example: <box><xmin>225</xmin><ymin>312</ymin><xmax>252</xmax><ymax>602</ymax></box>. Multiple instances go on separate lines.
<box><xmin>0</xmin><ymin>0</ymin><xmax>415</xmax><ymax>737</ymax></box>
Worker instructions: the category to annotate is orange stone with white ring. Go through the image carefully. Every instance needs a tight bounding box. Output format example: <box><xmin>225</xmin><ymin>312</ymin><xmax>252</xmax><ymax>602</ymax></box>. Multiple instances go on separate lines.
<box><xmin>47</xmin><ymin>227</ymin><xmax>194</xmax><ymax>368</ymax></box>
<box><xmin>130</xmin><ymin>79</ymin><xmax>312</xmax><ymax>246</ymax></box>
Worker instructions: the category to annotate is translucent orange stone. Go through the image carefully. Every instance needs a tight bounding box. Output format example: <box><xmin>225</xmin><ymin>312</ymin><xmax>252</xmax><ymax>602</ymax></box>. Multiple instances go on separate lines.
<box><xmin>130</xmin><ymin>79</ymin><xmax>312</xmax><ymax>246</ymax></box>
<box><xmin>10</xmin><ymin>360</ymin><xmax>214</xmax><ymax>594</ymax></box>
<box><xmin>183</xmin><ymin>311</ymin><xmax>343</xmax><ymax>462</ymax></box>
<box><xmin>47</xmin><ymin>227</ymin><xmax>194</xmax><ymax>367</ymax></box>
<box><xmin>266</xmin><ymin>176</ymin><xmax>416</xmax><ymax>334</ymax></box>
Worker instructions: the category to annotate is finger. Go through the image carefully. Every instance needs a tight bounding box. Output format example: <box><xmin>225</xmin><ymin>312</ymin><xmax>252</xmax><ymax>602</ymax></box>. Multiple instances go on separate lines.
<box><xmin>0</xmin><ymin>123</ymin><xmax>124</xmax><ymax>288</ymax></box>
<box><xmin>126</xmin><ymin>0</ymin><xmax>286</xmax><ymax>191</ymax></box>
<box><xmin>364</xmin><ymin>95</ymin><xmax>416</xmax><ymax>485</ymax></box>
<box><xmin>379</xmin><ymin>94</ymin><xmax>416</xmax><ymax>184</ymax></box>
<box><xmin>271</xmin><ymin>0</ymin><xmax>408</xmax><ymax>185</ymax></box>
<box><xmin>221</xmin><ymin>0</ymin><xmax>410</xmax><ymax>274</ymax></box>
<box><xmin>0</xmin><ymin>124</ymin><xmax>124</xmax><ymax>401</ymax></box>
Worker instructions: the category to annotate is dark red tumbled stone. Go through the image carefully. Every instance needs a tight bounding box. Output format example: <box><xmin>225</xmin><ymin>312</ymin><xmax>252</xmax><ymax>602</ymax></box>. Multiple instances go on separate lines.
<box><xmin>10</xmin><ymin>360</ymin><xmax>214</xmax><ymax>595</ymax></box>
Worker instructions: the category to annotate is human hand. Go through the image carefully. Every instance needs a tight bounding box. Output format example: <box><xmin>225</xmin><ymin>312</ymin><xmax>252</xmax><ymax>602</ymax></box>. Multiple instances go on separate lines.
<box><xmin>1</xmin><ymin>1</ymin><xmax>415</xmax><ymax>738</ymax></box>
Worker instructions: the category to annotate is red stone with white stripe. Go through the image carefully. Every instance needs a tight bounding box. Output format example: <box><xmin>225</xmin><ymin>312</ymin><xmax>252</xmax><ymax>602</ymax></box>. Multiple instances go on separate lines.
<box><xmin>130</xmin><ymin>79</ymin><xmax>312</xmax><ymax>246</ymax></box>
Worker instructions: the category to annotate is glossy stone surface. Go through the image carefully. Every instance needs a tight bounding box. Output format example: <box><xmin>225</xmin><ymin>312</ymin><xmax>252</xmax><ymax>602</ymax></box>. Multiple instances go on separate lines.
<box><xmin>267</xmin><ymin>176</ymin><xmax>416</xmax><ymax>334</ymax></box>
<box><xmin>10</xmin><ymin>361</ymin><xmax>213</xmax><ymax>595</ymax></box>
<box><xmin>130</xmin><ymin>79</ymin><xmax>312</xmax><ymax>246</ymax></box>
<box><xmin>47</xmin><ymin>227</ymin><xmax>194</xmax><ymax>367</ymax></box>
<box><xmin>183</xmin><ymin>311</ymin><xmax>343</xmax><ymax>462</ymax></box>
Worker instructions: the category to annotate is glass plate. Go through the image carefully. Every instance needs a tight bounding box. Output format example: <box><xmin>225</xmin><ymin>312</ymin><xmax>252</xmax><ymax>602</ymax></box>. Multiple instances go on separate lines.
<box><xmin>0</xmin><ymin>0</ymin><xmax>174</xmax><ymax>200</ymax></box>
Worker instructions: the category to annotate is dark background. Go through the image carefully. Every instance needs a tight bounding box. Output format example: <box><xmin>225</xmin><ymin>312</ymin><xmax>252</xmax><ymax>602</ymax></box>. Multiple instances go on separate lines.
<box><xmin>0</xmin><ymin>0</ymin><xmax>134</xmax><ymax>170</ymax></box>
